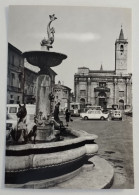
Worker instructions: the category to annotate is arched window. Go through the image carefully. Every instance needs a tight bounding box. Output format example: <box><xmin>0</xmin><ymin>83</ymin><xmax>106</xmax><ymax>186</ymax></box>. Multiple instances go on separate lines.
<box><xmin>120</xmin><ymin>45</ymin><xmax>124</xmax><ymax>52</ymax></box>
<box><xmin>98</xmin><ymin>92</ymin><xmax>106</xmax><ymax>98</ymax></box>
<box><xmin>80</xmin><ymin>98</ymin><xmax>85</xmax><ymax>109</ymax></box>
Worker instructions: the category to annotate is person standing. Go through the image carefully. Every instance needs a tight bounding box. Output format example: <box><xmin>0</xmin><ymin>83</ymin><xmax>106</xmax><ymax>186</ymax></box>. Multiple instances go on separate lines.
<box><xmin>65</xmin><ymin>109</ymin><xmax>71</xmax><ymax>127</ymax></box>
<box><xmin>54</xmin><ymin>102</ymin><xmax>61</xmax><ymax>124</ymax></box>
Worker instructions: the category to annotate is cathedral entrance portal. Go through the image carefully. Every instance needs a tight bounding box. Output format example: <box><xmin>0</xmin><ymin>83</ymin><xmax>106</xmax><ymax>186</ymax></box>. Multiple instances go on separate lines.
<box><xmin>119</xmin><ymin>99</ymin><xmax>124</xmax><ymax>110</ymax></box>
<box><xmin>98</xmin><ymin>92</ymin><xmax>107</xmax><ymax>110</ymax></box>
<box><xmin>80</xmin><ymin>98</ymin><xmax>85</xmax><ymax>111</ymax></box>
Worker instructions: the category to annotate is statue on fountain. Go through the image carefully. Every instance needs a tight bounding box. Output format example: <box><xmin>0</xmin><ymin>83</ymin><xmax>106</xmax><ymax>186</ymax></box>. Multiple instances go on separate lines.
<box><xmin>40</xmin><ymin>14</ymin><xmax>57</xmax><ymax>51</ymax></box>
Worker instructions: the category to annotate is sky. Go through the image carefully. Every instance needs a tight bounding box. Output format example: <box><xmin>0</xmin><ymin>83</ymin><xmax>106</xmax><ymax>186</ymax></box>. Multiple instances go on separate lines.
<box><xmin>8</xmin><ymin>5</ymin><xmax>132</xmax><ymax>91</ymax></box>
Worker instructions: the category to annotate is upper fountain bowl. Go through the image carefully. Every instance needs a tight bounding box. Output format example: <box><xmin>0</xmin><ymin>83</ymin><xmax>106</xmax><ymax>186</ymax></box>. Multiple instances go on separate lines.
<box><xmin>22</xmin><ymin>51</ymin><xmax>67</xmax><ymax>69</ymax></box>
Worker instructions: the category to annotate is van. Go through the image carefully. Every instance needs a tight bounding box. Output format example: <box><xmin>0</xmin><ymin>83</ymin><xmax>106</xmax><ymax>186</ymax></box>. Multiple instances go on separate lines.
<box><xmin>6</xmin><ymin>104</ymin><xmax>36</xmax><ymax>121</ymax></box>
<box><xmin>6</xmin><ymin>104</ymin><xmax>36</xmax><ymax>131</ymax></box>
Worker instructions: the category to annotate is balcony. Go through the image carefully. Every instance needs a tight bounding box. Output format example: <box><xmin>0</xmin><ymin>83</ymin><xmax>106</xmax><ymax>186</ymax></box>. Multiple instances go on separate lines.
<box><xmin>7</xmin><ymin>85</ymin><xmax>23</xmax><ymax>93</ymax></box>
<box><xmin>94</xmin><ymin>87</ymin><xmax>110</xmax><ymax>92</ymax></box>
<box><xmin>9</xmin><ymin>63</ymin><xmax>23</xmax><ymax>73</ymax></box>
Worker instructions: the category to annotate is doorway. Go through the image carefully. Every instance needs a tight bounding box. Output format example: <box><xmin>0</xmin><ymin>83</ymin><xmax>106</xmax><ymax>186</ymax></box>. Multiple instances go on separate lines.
<box><xmin>119</xmin><ymin>99</ymin><xmax>124</xmax><ymax>110</ymax></box>
<box><xmin>98</xmin><ymin>92</ymin><xmax>107</xmax><ymax>110</ymax></box>
<box><xmin>80</xmin><ymin>98</ymin><xmax>85</xmax><ymax>111</ymax></box>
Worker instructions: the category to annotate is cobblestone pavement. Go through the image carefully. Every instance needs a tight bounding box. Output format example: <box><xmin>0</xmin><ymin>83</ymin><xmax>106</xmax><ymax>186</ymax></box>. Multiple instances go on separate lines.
<box><xmin>64</xmin><ymin>114</ymin><xmax>134</xmax><ymax>189</ymax></box>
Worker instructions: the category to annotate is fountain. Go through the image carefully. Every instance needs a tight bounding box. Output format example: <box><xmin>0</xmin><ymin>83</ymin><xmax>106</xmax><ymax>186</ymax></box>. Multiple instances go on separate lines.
<box><xmin>22</xmin><ymin>14</ymin><xmax>67</xmax><ymax>141</ymax></box>
<box><xmin>5</xmin><ymin>15</ymin><xmax>114</xmax><ymax>189</ymax></box>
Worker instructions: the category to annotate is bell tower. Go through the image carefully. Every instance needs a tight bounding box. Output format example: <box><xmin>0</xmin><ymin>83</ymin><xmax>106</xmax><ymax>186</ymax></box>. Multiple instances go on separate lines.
<box><xmin>115</xmin><ymin>26</ymin><xmax>128</xmax><ymax>75</ymax></box>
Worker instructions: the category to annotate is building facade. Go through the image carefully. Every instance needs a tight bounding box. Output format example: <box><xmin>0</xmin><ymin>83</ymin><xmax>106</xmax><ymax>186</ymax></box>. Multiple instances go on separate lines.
<box><xmin>24</xmin><ymin>65</ymin><xmax>38</xmax><ymax>104</ymax></box>
<box><xmin>7</xmin><ymin>43</ymin><xmax>24</xmax><ymax>104</ymax></box>
<box><xmin>7</xmin><ymin>43</ymin><xmax>57</xmax><ymax>105</ymax></box>
<box><xmin>74</xmin><ymin>28</ymin><xmax>132</xmax><ymax>110</ymax></box>
<box><xmin>53</xmin><ymin>81</ymin><xmax>71</xmax><ymax>112</ymax></box>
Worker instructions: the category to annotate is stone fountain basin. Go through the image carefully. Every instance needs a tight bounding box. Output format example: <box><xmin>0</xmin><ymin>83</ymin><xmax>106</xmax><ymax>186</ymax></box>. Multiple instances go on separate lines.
<box><xmin>22</xmin><ymin>51</ymin><xmax>67</xmax><ymax>69</ymax></box>
<box><xmin>5</xmin><ymin>129</ymin><xmax>98</xmax><ymax>185</ymax></box>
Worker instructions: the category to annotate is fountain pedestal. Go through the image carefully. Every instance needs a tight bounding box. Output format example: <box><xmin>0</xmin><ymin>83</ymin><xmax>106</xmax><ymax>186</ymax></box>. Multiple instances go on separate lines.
<box><xmin>36</xmin><ymin>74</ymin><xmax>51</xmax><ymax>118</ymax></box>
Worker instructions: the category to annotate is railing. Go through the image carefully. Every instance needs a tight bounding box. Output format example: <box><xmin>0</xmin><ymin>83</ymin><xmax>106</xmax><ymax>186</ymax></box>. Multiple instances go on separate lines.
<box><xmin>9</xmin><ymin>63</ymin><xmax>23</xmax><ymax>73</ymax></box>
<box><xmin>7</xmin><ymin>85</ymin><xmax>23</xmax><ymax>93</ymax></box>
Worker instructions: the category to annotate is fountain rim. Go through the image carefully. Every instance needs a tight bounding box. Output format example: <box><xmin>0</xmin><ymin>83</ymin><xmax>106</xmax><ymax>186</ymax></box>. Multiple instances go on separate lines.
<box><xmin>22</xmin><ymin>50</ymin><xmax>67</xmax><ymax>59</ymax></box>
<box><xmin>6</xmin><ymin>129</ymin><xmax>98</xmax><ymax>151</ymax></box>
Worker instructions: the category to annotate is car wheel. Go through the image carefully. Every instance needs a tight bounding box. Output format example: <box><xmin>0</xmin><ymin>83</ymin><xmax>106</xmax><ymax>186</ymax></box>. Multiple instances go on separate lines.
<box><xmin>84</xmin><ymin>116</ymin><xmax>88</xmax><ymax>120</ymax></box>
<box><xmin>100</xmin><ymin>116</ymin><xmax>105</xmax><ymax>120</ymax></box>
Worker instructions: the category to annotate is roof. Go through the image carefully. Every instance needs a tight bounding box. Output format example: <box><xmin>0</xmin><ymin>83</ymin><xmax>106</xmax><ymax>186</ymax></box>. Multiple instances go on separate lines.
<box><xmin>8</xmin><ymin>43</ymin><xmax>22</xmax><ymax>55</ymax></box>
<box><xmin>78</xmin><ymin>67</ymin><xmax>89</xmax><ymax>69</ymax></box>
<box><xmin>119</xmin><ymin>28</ymin><xmax>124</xmax><ymax>40</ymax></box>
<box><xmin>89</xmin><ymin>70</ymin><xmax>115</xmax><ymax>74</ymax></box>
<box><xmin>54</xmin><ymin>84</ymin><xmax>71</xmax><ymax>91</ymax></box>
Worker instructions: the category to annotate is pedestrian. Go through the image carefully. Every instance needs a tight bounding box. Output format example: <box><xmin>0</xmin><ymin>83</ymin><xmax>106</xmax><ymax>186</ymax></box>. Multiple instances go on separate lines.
<box><xmin>65</xmin><ymin>109</ymin><xmax>71</xmax><ymax>127</ymax></box>
<box><xmin>54</xmin><ymin>102</ymin><xmax>64</xmax><ymax>127</ymax></box>
<box><xmin>54</xmin><ymin>102</ymin><xmax>61</xmax><ymax>124</ymax></box>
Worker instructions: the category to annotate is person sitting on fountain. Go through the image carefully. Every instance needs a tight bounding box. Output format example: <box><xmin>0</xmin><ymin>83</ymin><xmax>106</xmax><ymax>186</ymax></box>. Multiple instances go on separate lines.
<box><xmin>45</xmin><ymin>114</ymin><xmax>54</xmax><ymax>126</ymax></box>
<box><xmin>54</xmin><ymin>102</ymin><xmax>61</xmax><ymax>124</ymax></box>
<box><xmin>54</xmin><ymin>102</ymin><xmax>65</xmax><ymax>130</ymax></box>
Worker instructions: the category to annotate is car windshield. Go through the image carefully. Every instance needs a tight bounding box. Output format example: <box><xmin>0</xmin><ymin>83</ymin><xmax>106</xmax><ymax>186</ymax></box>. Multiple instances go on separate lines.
<box><xmin>115</xmin><ymin>111</ymin><xmax>120</xmax><ymax>113</ymax></box>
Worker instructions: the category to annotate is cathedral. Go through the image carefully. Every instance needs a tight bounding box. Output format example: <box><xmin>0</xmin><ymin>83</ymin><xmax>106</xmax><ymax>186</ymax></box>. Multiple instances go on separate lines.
<box><xmin>74</xmin><ymin>27</ymin><xmax>132</xmax><ymax>110</ymax></box>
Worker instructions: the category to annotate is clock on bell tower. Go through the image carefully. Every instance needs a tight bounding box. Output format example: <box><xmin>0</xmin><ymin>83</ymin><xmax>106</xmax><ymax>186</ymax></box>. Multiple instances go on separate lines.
<box><xmin>115</xmin><ymin>26</ymin><xmax>128</xmax><ymax>75</ymax></box>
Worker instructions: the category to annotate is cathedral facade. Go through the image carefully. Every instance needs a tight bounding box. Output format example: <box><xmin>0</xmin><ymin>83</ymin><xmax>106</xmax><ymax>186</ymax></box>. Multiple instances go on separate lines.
<box><xmin>74</xmin><ymin>28</ymin><xmax>132</xmax><ymax>110</ymax></box>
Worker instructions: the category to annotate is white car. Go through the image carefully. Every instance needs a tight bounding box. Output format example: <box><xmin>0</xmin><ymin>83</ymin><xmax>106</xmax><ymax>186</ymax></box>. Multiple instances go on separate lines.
<box><xmin>80</xmin><ymin>109</ymin><xmax>109</xmax><ymax>120</ymax></box>
<box><xmin>111</xmin><ymin>110</ymin><xmax>122</xmax><ymax>120</ymax></box>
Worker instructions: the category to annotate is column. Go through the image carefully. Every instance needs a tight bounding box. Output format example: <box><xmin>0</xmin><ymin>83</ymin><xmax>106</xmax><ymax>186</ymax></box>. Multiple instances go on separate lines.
<box><xmin>87</xmin><ymin>77</ymin><xmax>91</xmax><ymax>104</ymax></box>
<box><xmin>36</xmin><ymin>74</ymin><xmax>51</xmax><ymax>118</ymax></box>
<box><xmin>114</xmin><ymin>78</ymin><xmax>117</xmax><ymax>104</ymax></box>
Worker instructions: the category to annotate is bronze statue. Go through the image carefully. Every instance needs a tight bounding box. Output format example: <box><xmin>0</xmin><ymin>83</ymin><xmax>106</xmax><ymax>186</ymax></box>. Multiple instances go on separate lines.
<box><xmin>41</xmin><ymin>14</ymin><xmax>57</xmax><ymax>50</ymax></box>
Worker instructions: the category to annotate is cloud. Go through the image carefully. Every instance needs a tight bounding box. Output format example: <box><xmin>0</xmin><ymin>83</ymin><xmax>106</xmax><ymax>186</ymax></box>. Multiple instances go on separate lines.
<box><xmin>26</xmin><ymin>32</ymin><xmax>101</xmax><ymax>43</ymax></box>
<box><xmin>56</xmin><ymin>32</ymin><xmax>101</xmax><ymax>42</ymax></box>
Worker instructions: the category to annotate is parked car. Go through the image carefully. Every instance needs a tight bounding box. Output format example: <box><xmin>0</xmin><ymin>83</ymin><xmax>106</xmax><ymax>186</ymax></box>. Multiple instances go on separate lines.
<box><xmin>124</xmin><ymin>108</ymin><xmax>132</xmax><ymax>117</ymax></box>
<box><xmin>80</xmin><ymin>109</ymin><xmax>109</xmax><ymax>120</ymax></box>
<box><xmin>6</xmin><ymin>114</ymin><xmax>17</xmax><ymax>140</ymax></box>
<box><xmin>111</xmin><ymin>110</ymin><xmax>122</xmax><ymax>120</ymax></box>
<box><xmin>6</xmin><ymin>114</ymin><xmax>17</xmax><ymax>130</ymax></box>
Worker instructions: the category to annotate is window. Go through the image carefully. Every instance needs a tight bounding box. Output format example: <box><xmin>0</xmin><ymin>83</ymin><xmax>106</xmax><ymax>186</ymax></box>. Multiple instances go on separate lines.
<box><xmin>10</xmin><ymin>100</ymin><xmax>14</xmax><ymax>104</ymax></box>
<box><xmin>72</xmin><ymin>105</ymin><xmax>78</xmax><ymax>109</ymax></box>
<box><xmin>120</xmin><ymin>45</ymin><xmax>124</xmax><ymax>52</ymax></box>
<box><xmin>12</xmin><ymin>55</ymin><xmax>14</xmax><ymax>64</ymax></box>
<box><xmin>80</xmin><ymin>90</ymin><xmax>86</xmax><ymax>96</ymax></box>
<box><xmin>9</xmin><ymin>107</ymin><xmax>17</xmax><ymax>113</ymax></box>
<box><xmin>11</xmin><ymin>73</ymin><xmax>15</xmax><ymax>86</ymax></box>
<box><xmin>19</xmin><ymin>58</ymin><xmax>21</xmax><ymax>66</ymax></box>
<box><xmin>95</xmin><ymin>110</ymin><xmax>101</xmax><ymax>114</ymax></box>
<box><xmin>119</xmin><ymin>91</ymin><xmax>124</xmax><ymax>97</ymax></box>
<box><xmin>99</xmin><ymin>82</ymin><xmax>106</xmax><ymax>87</ymax></box>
